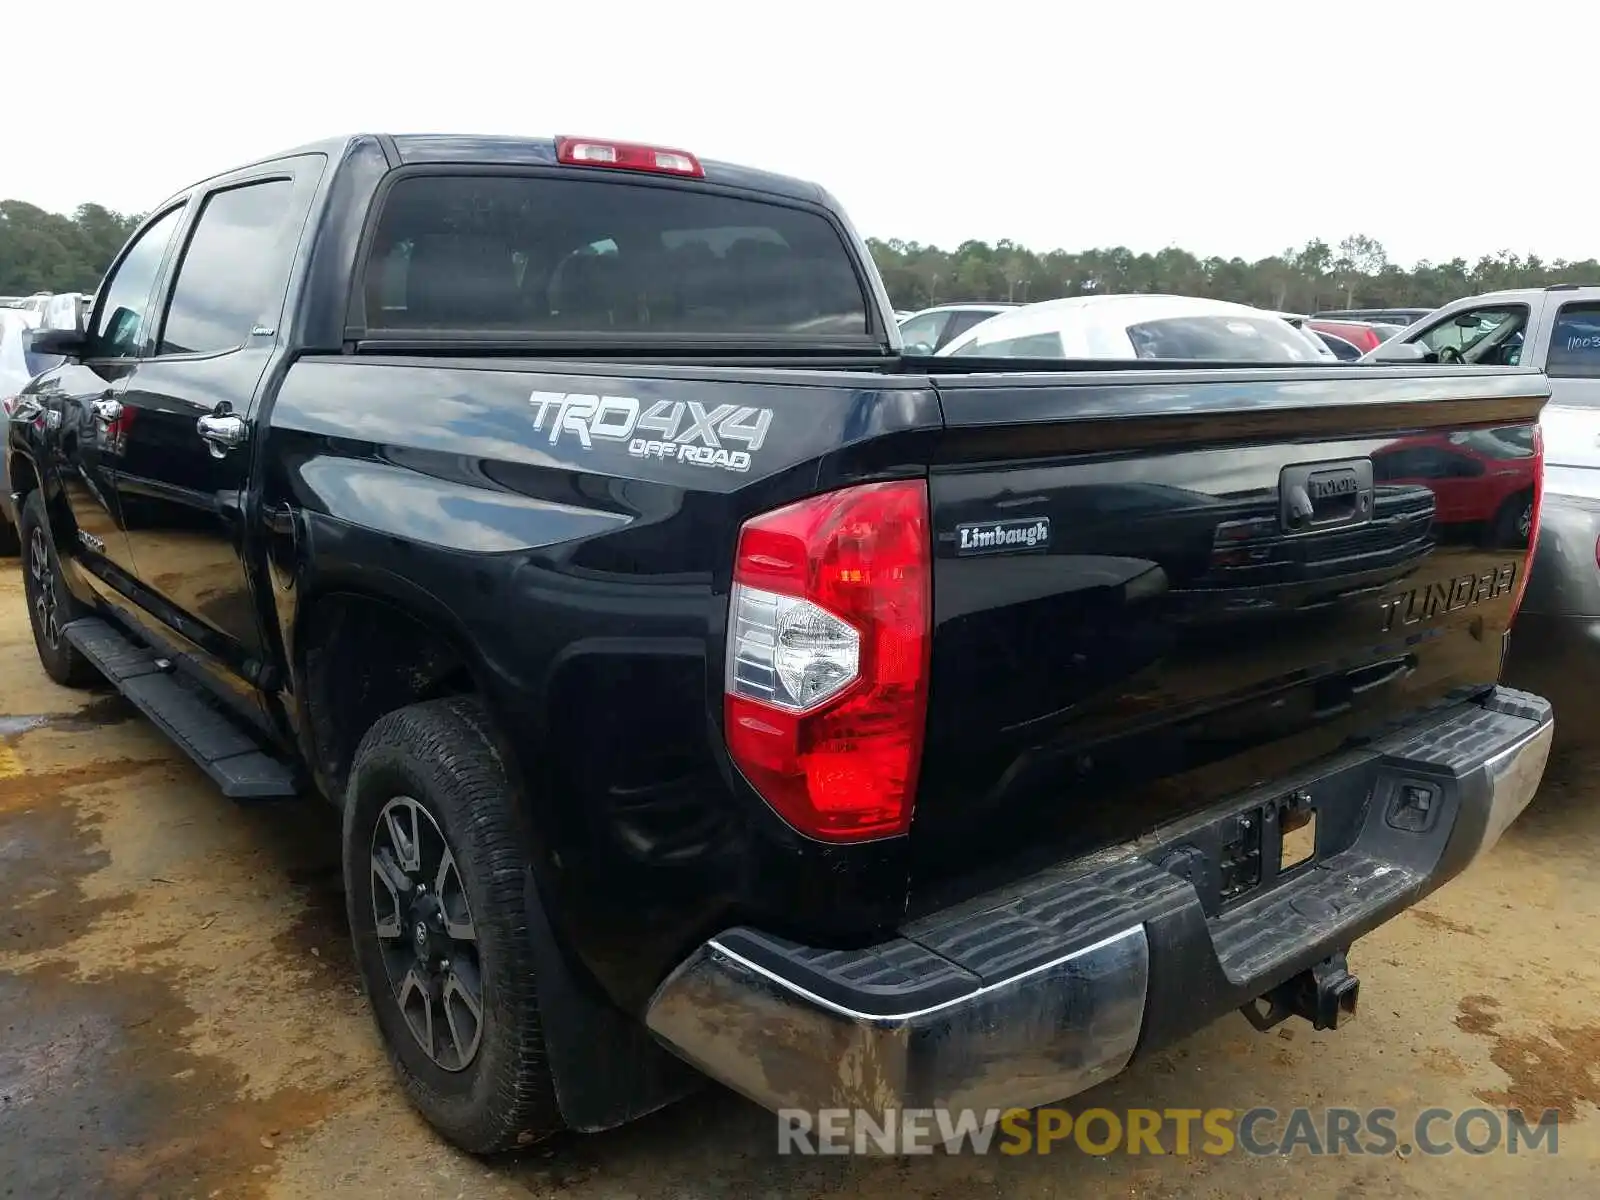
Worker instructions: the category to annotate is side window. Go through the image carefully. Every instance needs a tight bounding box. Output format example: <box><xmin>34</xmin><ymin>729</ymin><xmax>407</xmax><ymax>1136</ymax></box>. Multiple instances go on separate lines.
<box><xmin>939</xmin><ymin>309</ymin><xmax>996</xmax><ymax>349</ymax></box>
<box><xmin>1546</xmin><ymin>303</ymin><xmax>1600</xmax><ymax>378</ymax></box>
<box><xmin>158</xmin><ymin>179</ymin><xmax>296</xmax><ymax>357</ymax></box>
<box><xmin>1374</xmin><ymin>445</ymin><xmax>1482</xmax><ymax>481</ymax></box>
<box><xmin>1414</xmin><ymin>305</ymin><xmax>1528</xmax><ymax>364</ymax></box>
<box><xmin>898</xmin><ymin>312</ymin><xmax>948</xmax><ymax>354</ymax></box>
<box><xmin>1319</xmin><ymin>333</ymin><xmax>1363</xmax><ymax>361</ymax></box>
<box><xmin>89</xmin><ymin>206</ymin><xmax>185</xmax><ymax>359</ymax></box>
<box><xmin>972</xmin><ymin>331</ymin><xmax>1066</xmax><ymax>358</ymax></box>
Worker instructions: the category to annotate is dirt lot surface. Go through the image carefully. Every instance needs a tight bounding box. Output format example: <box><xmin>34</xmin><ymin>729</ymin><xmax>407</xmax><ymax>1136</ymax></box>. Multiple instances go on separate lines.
<box><xmin>2</xmin><ymin>558</ymin><xmax>1597</xmax><ymax>1199</ymax></box>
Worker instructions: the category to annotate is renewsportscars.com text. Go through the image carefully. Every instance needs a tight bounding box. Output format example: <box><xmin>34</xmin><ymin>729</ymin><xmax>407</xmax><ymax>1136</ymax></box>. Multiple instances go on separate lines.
<box><xmin>777</xmin><ymin>1106</ymin><xmax>1561</xmax><ymax>1157</ymax></box>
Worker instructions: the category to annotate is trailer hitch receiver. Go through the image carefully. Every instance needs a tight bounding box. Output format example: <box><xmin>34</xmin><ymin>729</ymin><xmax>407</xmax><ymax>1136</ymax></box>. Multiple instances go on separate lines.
<box><xmin>1241</xmin><ymin>950</ymin><xmax>1360</xmax><ymax>1032</ymax></box>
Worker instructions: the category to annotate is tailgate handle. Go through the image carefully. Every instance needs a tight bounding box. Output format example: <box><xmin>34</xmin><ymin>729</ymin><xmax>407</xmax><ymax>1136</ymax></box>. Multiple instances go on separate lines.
<box><xmin>1348</xmin><ymin>656</ymin><xmax>1415</xmax><ymax>695</ymax></box>
<box><xmin>1312</xmin><ymin>656</ymin><xmax>1415</xmax><ymax>719</ymax></box>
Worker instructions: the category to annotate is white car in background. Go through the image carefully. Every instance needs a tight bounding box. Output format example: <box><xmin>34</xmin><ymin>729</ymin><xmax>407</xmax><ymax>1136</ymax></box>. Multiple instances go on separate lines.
<box><xmin>0</xmin><ymin>308</ymin><xmax>65</xmax><ymax>556</ymax></box>
<box><xmin>897</xmin><ymin>302</ymin><xmax>1019</xmax><ymax>354</ymax></box>
<box><xmin>42</xmin><ymin>292</ymin><xmax>90</xmax><ymax>332</ymax></box>
<box><xmin>936</xmin><ymin>294</ymin><xmax>1337</xmax><ymax>362</ymax></box>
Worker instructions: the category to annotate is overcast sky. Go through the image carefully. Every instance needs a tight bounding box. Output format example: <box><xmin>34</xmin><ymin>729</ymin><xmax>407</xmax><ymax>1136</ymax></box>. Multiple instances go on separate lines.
<box><xmin>3</xmin><ymin>2</ymin><xmax>1590</xmax><ymax>268</ymax></box>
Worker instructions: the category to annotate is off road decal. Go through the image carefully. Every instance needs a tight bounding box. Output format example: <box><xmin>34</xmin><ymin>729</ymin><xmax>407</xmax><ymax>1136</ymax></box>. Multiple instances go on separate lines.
<box><xmin>528</xmin><ymin>391</ymin><xmax>773</xmax><ymax>474</ymax></box>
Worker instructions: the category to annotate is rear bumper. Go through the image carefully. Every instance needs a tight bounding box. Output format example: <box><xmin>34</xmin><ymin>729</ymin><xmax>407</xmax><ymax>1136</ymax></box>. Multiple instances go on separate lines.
<box><xmin>645</xmin><ymin>687</ymin><xmax>1552</xmax><ymax>1117</ymax></box>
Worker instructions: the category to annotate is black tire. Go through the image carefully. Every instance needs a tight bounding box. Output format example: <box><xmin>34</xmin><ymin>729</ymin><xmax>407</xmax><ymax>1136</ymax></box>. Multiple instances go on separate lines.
<box><xmin>0</xmin><ymin>510</ymin><xmax>18</xmax><ymax>558</ymax></box>
<box><xmin>343</xmin><ymin>696</ymin><xmax>563</xmax><ymax>1154</ymax></box>
<box><xmin>1489</xmin><ymin>489</ymin><xmax>1534</xmax><ymax>550</ymax></box>
<box><xmin>17</xmin><ymin>491</ymin><xmax>98</xmax><ymax>688</ymax></box>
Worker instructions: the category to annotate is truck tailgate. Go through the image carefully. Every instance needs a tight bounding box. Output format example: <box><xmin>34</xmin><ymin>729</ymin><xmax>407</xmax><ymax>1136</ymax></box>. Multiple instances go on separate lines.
<box><xmin>910</xmin><ymin>365</ymin><xmax>1548</xmax><ymax>909</ymax></box>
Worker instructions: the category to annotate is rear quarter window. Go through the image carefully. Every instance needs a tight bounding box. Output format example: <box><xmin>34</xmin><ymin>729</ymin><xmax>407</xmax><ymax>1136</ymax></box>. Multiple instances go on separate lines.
<box><xmin>360</xmin><ymin>173</ymin><xmax>870</xmax><ymax>338</ymax></box>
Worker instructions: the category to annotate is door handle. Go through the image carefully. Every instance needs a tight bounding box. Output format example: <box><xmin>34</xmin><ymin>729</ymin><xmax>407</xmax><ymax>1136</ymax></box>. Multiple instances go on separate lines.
<box><xmin>91</xmin><ymin>397</ymin><xmax>122</xmax><ymax>423</ymax></box>
<box><xmin>196</xmin><ymin>412</ymin><xmax>248</xmax><ymax>458</ymax></box>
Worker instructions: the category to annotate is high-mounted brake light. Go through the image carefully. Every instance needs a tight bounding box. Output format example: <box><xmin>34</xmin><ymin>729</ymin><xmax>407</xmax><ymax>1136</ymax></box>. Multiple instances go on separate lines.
<box><xmin>555</xmin><ymin>136</ymin><xmax>704</xmax><ymax>178</ymax></box>
<box><xmin>1508</xmin><ymin>422</ymin><xmax>1544</xmax><ymax>622</ymax></box>
<box><xmin>724</xmin><ymin>481</ymin><xmax>931</xmax><ymax>842</ymax></box>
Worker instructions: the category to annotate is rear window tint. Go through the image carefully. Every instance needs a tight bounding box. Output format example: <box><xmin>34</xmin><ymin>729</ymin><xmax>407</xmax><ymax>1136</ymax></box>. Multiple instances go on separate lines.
<box><xmin>361</xmin><ymin>174</ymin><xmax>869</xmax><ymax>337</ymax></box>
<box><xmin>1127</xmin><ymin>316</ymin><xmax>1323</xmax><ymax>362</ymax></box>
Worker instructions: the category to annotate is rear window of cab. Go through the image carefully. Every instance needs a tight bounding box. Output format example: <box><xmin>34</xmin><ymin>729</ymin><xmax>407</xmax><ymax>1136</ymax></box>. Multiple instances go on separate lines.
<box><xmin>358</xmin><ymin>173</ymin><xmax>870</xmax><ymax>338</ymax></box>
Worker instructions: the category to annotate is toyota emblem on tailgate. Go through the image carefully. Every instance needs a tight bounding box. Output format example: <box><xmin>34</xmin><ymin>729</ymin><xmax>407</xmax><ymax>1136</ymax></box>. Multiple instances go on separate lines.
<box><xmin>1280</xmin><ymin>460</ymin><xmax>1374</xmax><ymax>534</ymax></box>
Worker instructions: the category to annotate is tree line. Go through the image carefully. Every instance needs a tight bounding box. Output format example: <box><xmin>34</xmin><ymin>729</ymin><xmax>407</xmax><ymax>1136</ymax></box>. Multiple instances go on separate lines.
<box><xmin>0</xmin><ymin>201</ymin><xmax>143</xmax><ymax>295</ymax></box>
<box><xmin>3</xmin><ymin>198</ymin><xmax>1594</xmax><ymax>315</ymax></box>
<box><xmin>868</xmin><ymin>232</ymin><xmax>1600</xmax><ymax>313</ymax></box>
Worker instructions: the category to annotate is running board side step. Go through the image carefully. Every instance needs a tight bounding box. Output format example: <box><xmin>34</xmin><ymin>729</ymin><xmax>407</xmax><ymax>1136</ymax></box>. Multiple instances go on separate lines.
<box><xmin>63</xmin><ymin>617</ymin><xmax>299</xmax><ymax>800</ymax></box>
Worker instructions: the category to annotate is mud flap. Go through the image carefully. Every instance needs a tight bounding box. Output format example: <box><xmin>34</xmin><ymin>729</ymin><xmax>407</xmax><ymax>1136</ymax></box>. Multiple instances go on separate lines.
<box><xmin>521</xmin><ymin>867</ymin><xmax>702</xmax><ymax>1132</ymax></box>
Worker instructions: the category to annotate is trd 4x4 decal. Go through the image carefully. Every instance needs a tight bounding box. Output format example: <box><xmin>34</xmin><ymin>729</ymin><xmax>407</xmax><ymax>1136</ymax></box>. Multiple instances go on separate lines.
<box><xmin>528</xmin><ymin>391</ymin><xmax>773</xmax><ymax>473</ymax></box>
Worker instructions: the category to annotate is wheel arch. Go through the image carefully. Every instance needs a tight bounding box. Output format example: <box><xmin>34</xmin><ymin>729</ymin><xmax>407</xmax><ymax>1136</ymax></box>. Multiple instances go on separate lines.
<box><xmin>289</xmin><ymin>571</ymin><xmax>498</xmax><ymax>802</ymax></box>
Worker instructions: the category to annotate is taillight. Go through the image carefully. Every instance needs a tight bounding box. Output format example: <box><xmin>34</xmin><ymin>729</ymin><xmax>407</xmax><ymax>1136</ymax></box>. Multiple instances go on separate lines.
<box><xmin>724</xmin><ymin>480</ymin><xmax>931</xmax><ymax>841</ymax></box>
<box><xmin>1509</xmin><ymin>423</ymin><xmax>1544</xmax><ymax>621</ymax></box>
<box><xmin>555</xmin><ymin>136</ymin><xmax>704</xmax><ymax>178</ymax></box>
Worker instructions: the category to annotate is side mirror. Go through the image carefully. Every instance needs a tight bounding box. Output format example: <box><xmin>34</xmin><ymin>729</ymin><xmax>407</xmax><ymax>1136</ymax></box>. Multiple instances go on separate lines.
<box><xmin>27</xmin><ymin>326</ymin><xmax>88</xmax><ymax>358</ymax></box>
<box><xmin>1367</xmin><ymin>340</ymin><xmax>1430</xmax><ymax>364</ymax></box>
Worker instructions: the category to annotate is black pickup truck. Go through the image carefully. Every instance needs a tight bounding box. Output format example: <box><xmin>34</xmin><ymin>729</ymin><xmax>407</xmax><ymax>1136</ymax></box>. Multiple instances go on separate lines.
<box><xmin>8</xmin><ymin>133</ymin><xmax>1556</xmax><ymax>1153</ymax></box>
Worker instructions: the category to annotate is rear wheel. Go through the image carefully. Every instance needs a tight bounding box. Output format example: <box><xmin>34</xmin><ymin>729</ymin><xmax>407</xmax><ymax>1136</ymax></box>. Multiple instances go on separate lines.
<box><xmin>1489</xmin><ymin>489</ymin><xmax>1534</xmax><ymax>549</ymax></box>
<box><xmin>18</xmin><ymin>492</ymin><xmax>97</xmax><ymax>688</ymax></box>
<box><xmin>343</xmin><ymin>696</ymin><xmax>564</xmax><ymax>1153</ymax></box>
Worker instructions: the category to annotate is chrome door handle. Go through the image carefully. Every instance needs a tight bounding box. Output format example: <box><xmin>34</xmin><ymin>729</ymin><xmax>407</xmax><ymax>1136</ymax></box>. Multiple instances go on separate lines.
<box><xmin>196</xmin><ymin>413</ymin><xmax>247</xmax><ymax>458</ymax></box>
<box><xmin>91</xmin><ymin>397</ymin><xmax>122</xmax><ymax>423</ymax></box>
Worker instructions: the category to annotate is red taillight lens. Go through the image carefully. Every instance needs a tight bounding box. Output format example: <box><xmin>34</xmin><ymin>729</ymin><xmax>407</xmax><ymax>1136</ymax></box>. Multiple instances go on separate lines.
<box><xmin>724</xmin><ymin>480</ymin><xmax>931</xmax><ymax>841</ymax></box>
<box><xmin>1509</xmin><ymin>423</ymin><xmax>1544</xmax><ymax>621</ymax></box>
<box><xmin>555</xmin><ymin>136</ymin><xmax>704</xmax><ymax>178</ymax></box>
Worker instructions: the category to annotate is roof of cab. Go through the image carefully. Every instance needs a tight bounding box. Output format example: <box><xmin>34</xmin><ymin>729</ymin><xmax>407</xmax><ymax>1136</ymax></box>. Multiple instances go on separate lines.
<box><xmin>175</xmin><ymin>133</ymin><xmax>828</xmax><ymax>205</ymax></box>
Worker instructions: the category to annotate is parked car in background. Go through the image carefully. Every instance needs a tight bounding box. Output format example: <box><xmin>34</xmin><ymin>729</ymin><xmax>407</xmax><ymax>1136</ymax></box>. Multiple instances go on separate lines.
<box><xmin>42</xmin><ymin>292</ymin><xmax>90</xmax><ymax>332</ymax></box>
<box><xmin>0</xmin><ymin>307</ymin><xmax>63</xmax><ymax>555</ymax></box>
<box><xmin>1370</xmin><ymin>284</ymin><xmax>1600</xmax><ymax>739</ymax></box>
<box><xmin>1311</xmin><ymin>330</ymin><xmax>1363</xmax><ymax>360</ymax></box>
<box><xmin>5</xmin><ymin>292</ymin><xmax>53</xmax><ymax>318</ymax></box>
<box><xmin>897</xmin><ymin>301</ymin><xmax>1017</xmax><ymax>353</ymax></box>
<box><xmin>1314</xmin><ymin>306</ymin><xmax>1433</xmax><ymax>326</ymax></box>
<box><xmin>1306</xmin><ymin>318</ymin><xmax>1392</xmax><ymax>358</ymax></box>
<box><xmin>936</xmin><ymin>294</ymin><xmax>1335</xmax><ymax>361</ymax></box>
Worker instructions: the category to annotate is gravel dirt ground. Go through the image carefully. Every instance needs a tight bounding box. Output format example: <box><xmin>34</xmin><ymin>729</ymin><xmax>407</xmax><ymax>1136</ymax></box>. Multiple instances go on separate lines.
<box><xmin>1</xmin><ymin>558</ymin><xmax>1597</xmax><ymax>1199</ymax></box>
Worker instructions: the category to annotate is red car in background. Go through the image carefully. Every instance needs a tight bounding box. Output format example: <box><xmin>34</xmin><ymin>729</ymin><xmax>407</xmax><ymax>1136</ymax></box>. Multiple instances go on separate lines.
<box><xmin>1306</xmin><ymin>318</ymin><xmax>1399</xmax><ymax>357</ymax></box>
<box><xmin>1372</xmin><ymin>426</ymin><xmax>1538</xmax><ymax>548</ymax></box>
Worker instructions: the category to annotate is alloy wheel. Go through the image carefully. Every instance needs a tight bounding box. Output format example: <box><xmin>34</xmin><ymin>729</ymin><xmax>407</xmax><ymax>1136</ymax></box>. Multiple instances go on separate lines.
<box><xmin>370</xmin><ymin>795</ymin><xmax>484</xmax><ymax>1072</ymax></box>
<box><xmin>28</xmin><ymin>526</ymin><xmax>61</xmax><ymax>650</ymax></box>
